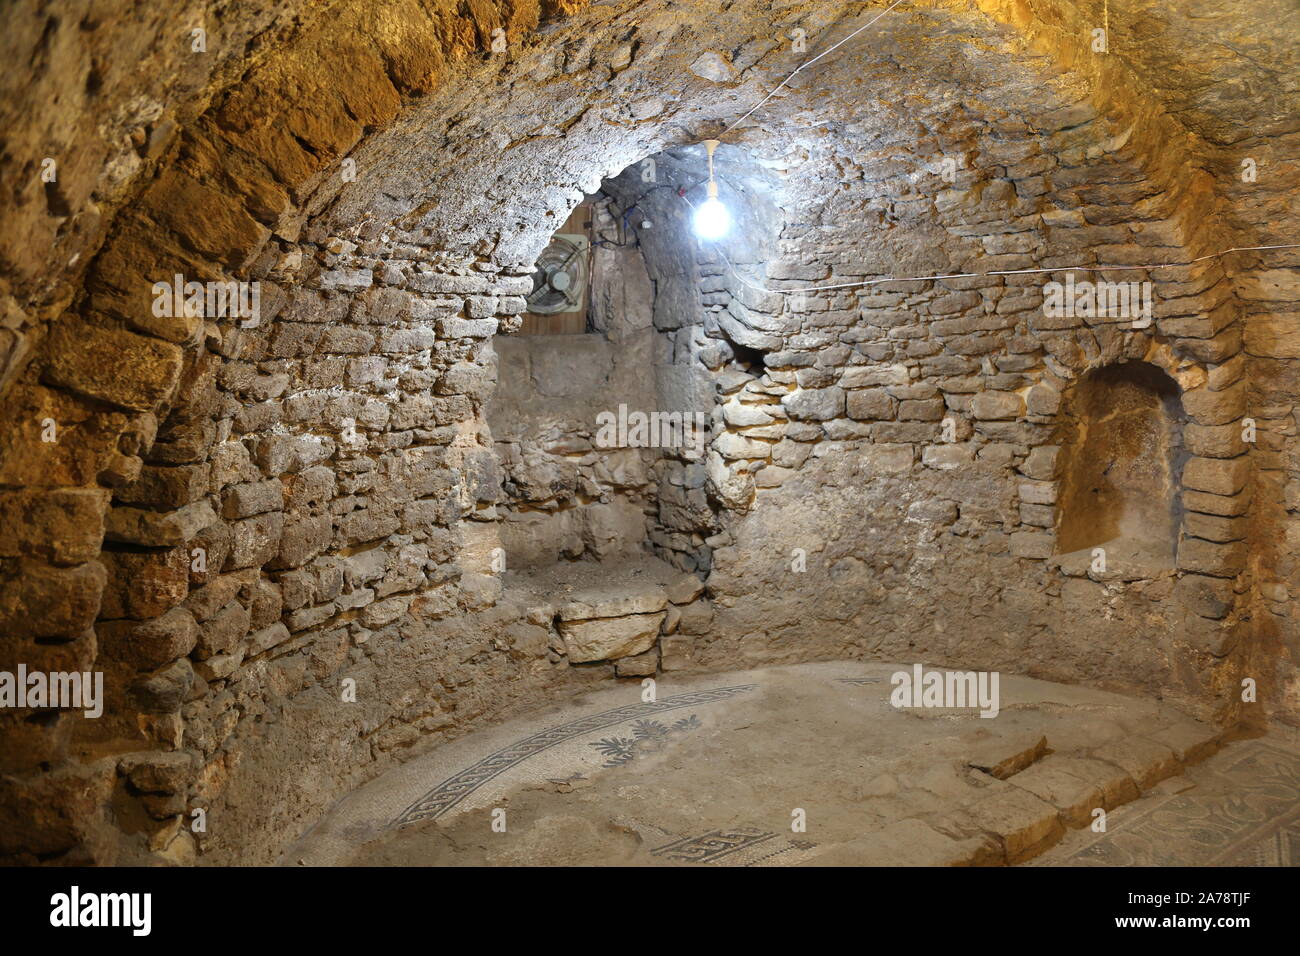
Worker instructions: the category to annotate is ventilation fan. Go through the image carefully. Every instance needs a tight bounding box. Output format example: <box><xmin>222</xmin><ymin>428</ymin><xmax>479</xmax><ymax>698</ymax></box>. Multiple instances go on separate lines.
<box><xmin>526</xmin><ymin>233</ymin><xmax>589</xmax><ymax>315</ymax></box>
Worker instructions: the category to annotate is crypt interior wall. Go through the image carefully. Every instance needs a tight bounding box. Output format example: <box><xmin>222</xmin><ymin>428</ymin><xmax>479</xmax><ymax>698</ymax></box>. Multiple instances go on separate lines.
<box><xmin>0</xmin><ymin>0</ymin><xmax>1296</xmax><ymax>865</ymax></box>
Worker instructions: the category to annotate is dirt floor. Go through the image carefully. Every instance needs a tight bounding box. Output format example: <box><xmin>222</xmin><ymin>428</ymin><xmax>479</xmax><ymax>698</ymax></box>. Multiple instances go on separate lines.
<box><xmin>283</xmin><ymin>662</ymin><xmax>1298</xmax><ymax>867</ymax></box>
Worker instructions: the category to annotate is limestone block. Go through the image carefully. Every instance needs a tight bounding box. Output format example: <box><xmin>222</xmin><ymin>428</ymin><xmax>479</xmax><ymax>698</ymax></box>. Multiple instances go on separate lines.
<box><xmin>1146</xmin><ymin>721</ymin><xmax>1221</xmax><ymax>766</ymax></box>
<box><xmin>142</xmin><ymin>169</ymin><xmax>269</xmax><ymax>269</ymax></box>
<box><xmin>677</xmin><ymin>599</ymin><xmax>713</xmax><ymax>635</ymax></box>
<box><xmin>971</xmin><ymin>390</ymin><xmax>1024</xmax><ymax>420</ymax></box>
<box><xmin>706</xmin><ymin>452</ymin><xmax>754</xmax><ymax>511</ymax></box>
<box><xmin>1007</xmin><ymin>758</ymin><xmax>1104</xmax><ymax>828</ymax></box>
<box><xmin>660</xmin><ymin>633</ymin><xmax>695</xmax><ymax>671</ymax></box>
<box><xmin>195</xmin><ymin>649</ymin><xmax>244</xmax><ymax>682</ymax></box>
<box><xmin>104</xmin><ymin>501</ymin><xmax>217</xmax><ymax>547</ymax></box>
<box><xmin>1184</xmin><ymin>422</ymin><xmax>1247</xmax><ymax>458</ymax></box>
<box><xmin>1177</xmin><ymin>536</ymin><xmax>1246</xmax><ymax>577</ymax></box>
<box><xmin>100</xmin><ymin>548</ymin><xmax>189</xmax><ymax>620</ymax></box>
<box><xmin>117</xmin><ymin>751</ymin><xmax>195</xmax><ymax>794</ymax></box>
<box><xmin>0</xmin><ymin>488</ymin><xmax>110</xmax><ymax>565</ymax></box>
<box><xmin>614</xmin><ymin>647</ymin><xmax>659</xmax><ymax>677</ymax></box>
<box><xmin>1184</xmin><ymin>487</ymin><xmax>1251</xmax><ymax>517</ymax></box>
<box><xmin>558</xmin><ymin>585</ymin><xmax>667</xmax><ymax>621</ymax></box>
<box><xmin>1182</xmin><ymin>456</ymin><xmax>1249</xmax><ymax>496</ymax></box>
<box><xmin>840</xmin><ymin>364</ymin><xmax>910</xmax><ymax>388</ymax></box>
<box><xmin>504</xmin><ymin>622</ymin><xmax>550</xmax><ymax>659</ymax></box>
<box><xmin>1182</xmin><ymin>512</ymin><xmax>1246</xmax><ymax>543</ymax></box>
<box><xmin>1046</xmin><ymin>756</ymin><xmax>1140</xmax><ymax>810</ymax></box>
<box><xmin>1091</xmin><ymin>737</ymin><xmax>1179</xmax><ymax>791</ymax></box>
<box><xmin>666</xmin><ymin>573</ymin><xmax>705</xmax><ymax>604</ymax></box>
<box><xmin>282</xmin><ymin>600</ymin><xmax>334</xmax><ymax>631</ymax></box>
<box><xmin>713</xmin><ymin>432</ymin><xmax>770</xmax><ymax>460</ymax></box>
<box><xmin>845</xmin><ymin>388</ymin><xmax>896</xmax><ymax>421</ymax></box>
<box><xmin>897</xmin><ymin>398</ymin><xmax>945</xmax><ymax>421</ymax></box>
<box><xmin>1244</xmin><ymin>313</ymin><xmax>1300</xmax><ymax>358</ymax></box>
<box><xmin>247</xmin><ymin>622</ymin><xmax>291</xmax><ymax>656</ymax></box>
<box><xmin>225</xmin><ymin>512</ymin><xmax>284</xmax><ymax>570</ymax></box>
<box><xmin>1182</xmin><ymin>381</ymin><xmax>1247</xmax><ymax>425</ymax></box>
<box><xmin>922</xmin><ymin>444</ymin><xmax>972</xmax><ymax>470</ymax></box>
<box><xmin>962</xmin><ymin>787</ymin><xmax>1064</xmax><ymax>863</ymax></box>
<box><xmin>43</xmin><ymin>320</ymin><xmax>183</xmax><ymax>411</ymax></box>
<box><xmin>782</xmin><ymin>387</ymin><xmax>844</xmax><ymax>421</ymax></box>
<box><xmin>722</xmin><ymin>402</ymin><xmax>774</xmax><ymax>427</ymax></box>
<box><xmin>99</xmin><ymin>607</ymin><xmax>198</xmax><ymax>671</ymax></box>
<box><xmin>130</xmin><ymin>659</ymin><xmax>194</xmax><ymax>714</ymax></box>
<box><xmin>275</xmin><ymin>514</ymin><xmax>333</xmax><ymax>569</ymax></box>
<box><xmin>1025</xmin><ymin>383</ymin><xmax>1061</xmax><ymax>416</ymax></box>
<box><xmin>559</xmin><ymin>612</ymin><xmax>665</xmax><ymax>663</ymax></box>
<box><xmin>221</xmin><ymin>479</ymin><xmax>284</xmax><ymax>519</ymax></box>
<box><xmin>1176</xmin><ymin>573</ymin><xmax>1234</xmax><ymax>619</ymax></box>
<box><xmin>1237</xmin><ymin>271</ymin><xmax>1300</xmax><ymax>302</ymax></box>
<box><xmin>1018</xmin><ymin>480</ymin><xmax>1058</xmax><ymax>505</ymax></box>
<box><xmin>967</xmin><ymin>734</ymin><xmax>1047</xmax><ymax>779</ymax></box>
<box><xmin>196</xmin><ymin>602</ymin><xmax>251</xmax><ymax>659</ymax></box>
<box><xmin>115</xmin><ymin>464</ymin><xmax>211</xmax><ymax>510</ymax></box>
<box><xmin>1019</xmin><ymin>445</ymin><xmax>1059</xmax><ymax>480</ymax></box>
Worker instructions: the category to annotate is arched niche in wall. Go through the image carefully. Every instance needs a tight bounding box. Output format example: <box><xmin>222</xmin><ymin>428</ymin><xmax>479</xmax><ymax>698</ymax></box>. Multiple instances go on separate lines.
<box><xmin>486</xmin><ymin>142</ymin><xmax>780</xmax><ymax>574</ymax></box>
<box><xmin>1054</xmin><ymin>361</ymin><xmax>1188</xmax><ymax>572</ymax></box>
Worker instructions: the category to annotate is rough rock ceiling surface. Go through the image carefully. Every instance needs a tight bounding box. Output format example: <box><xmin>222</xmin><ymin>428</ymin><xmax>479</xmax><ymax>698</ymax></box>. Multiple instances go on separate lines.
<box><xmin>2</xmin><ymin>0</ymin><xmax>1296</xmax><ymax>315</ymax></box>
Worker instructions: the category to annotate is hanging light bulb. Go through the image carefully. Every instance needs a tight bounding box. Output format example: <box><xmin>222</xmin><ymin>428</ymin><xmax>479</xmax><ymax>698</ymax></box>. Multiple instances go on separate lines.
<box><xmin>692</xmin><ymin>139</ymin><xmax>731</xmax><ymax>240</ymax></box>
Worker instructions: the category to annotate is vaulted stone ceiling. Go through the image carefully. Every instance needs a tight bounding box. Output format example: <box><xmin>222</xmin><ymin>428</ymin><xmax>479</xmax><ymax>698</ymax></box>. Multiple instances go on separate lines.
<box><xmin>3</xmin><ymin>0</ymin><xmax>1296</xmax><ymax>314</ymax></box>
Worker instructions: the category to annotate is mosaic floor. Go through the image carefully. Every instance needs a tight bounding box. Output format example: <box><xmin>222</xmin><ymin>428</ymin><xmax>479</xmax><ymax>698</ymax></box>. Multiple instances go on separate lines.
<box><xmin>283</xmin><ymin>662</ymin><xmax>1300</xmax><ymax>867</ymax></box>
<box><xmin>1032</xmin><ymin>737</ymin><xmax>1300</xmax><ymax>866</ymax></box>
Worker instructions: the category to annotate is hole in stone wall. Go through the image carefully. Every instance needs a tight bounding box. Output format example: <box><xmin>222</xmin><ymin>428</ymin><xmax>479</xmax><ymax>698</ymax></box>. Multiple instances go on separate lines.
<box><xmin>725</xmin><ymin>338</ymin><xmax>767</xmax><ymax>375</ymax></box>
<box><xmin>520</xmin><ymin>204</ymin><xmax>594</xmax><ymax>335</ymax></box>
<box><xmin>1054</xmin><ymin>361</ymin><xmax>1187</xmax><ymax>569</ymax></box>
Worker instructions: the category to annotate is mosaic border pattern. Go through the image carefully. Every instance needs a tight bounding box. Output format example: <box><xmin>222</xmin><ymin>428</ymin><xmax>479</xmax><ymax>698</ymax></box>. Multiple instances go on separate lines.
<box><xmin>1042</xmin><ymin>741</ymin><xmax>1299</xmax><ymax>866</ymax></box>
<box><xmin>392</xmin><ymin>684</ymin><xmax>758</xmax><ymax>826</ymax></box>
<box><xmin>652</xmin><ymin>827</ymin><xmax>777</xmax><ymax>863</ymax></box>
<box><xmin>651</xmin><ymin>826</ymin><xmax>819</xmax><ymax>866</ymax></box>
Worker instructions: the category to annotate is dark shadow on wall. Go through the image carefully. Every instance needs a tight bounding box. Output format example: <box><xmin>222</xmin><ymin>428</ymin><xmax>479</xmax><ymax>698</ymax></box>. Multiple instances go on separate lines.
<box><xmin>1055</xmin><ymin>361</ymin><xmax>1188</xmax><ymax>565</ymax></box>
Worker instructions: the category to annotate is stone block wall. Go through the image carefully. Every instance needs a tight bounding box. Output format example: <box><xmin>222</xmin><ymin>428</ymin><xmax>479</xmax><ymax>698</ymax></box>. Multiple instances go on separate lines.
<box><xmin>486</xmin><ymin>202</ymin><xmax>659</xmax><ymax>568</ymax></box>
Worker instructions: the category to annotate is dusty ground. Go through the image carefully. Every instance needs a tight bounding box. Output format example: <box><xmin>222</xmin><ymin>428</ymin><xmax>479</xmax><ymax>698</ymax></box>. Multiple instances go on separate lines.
<box><xmin>284</xmin><ymin>661</ymin><xmax>1294</xmax><ymax>866</ymax></box>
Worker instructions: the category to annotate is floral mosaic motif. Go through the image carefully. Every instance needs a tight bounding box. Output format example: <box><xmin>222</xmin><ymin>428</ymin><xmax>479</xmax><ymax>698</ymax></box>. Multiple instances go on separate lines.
<box><xmin>591</xmin><ymin>715</ymin><xmax>703</xmax><ymax>767</ymax></box>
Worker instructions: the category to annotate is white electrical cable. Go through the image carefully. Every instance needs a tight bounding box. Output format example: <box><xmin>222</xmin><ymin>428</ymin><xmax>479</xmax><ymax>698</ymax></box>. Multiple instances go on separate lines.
<box><xmin>724</xmin><ymin>0</ymin><xmax>909</xmax><ymax>135</ymax></box>
<box><xmin>693</xmin><ymin>0</ymin><xmax>1299</xmax><ymax>296</ymax></box>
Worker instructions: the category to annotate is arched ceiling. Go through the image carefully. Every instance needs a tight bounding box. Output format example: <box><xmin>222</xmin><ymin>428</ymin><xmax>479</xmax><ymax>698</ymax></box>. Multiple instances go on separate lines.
<box><xmin>0</xmin><ymin>0</ymin><xmax>1295</xmax><ymax>345</ymax></box>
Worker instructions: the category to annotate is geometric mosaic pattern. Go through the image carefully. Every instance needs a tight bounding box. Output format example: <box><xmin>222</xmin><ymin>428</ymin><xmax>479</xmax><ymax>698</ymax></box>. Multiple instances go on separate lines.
<box><xmin>392</xmin><ymin>684</ymin><xmax>757</xmax><ymax>826</ymax></box>
<box><xmin>1040</xmin><ymin>741</ymin><xmax>1300</xmax><ymax>867</ymax></box>
<box><xmin>651</xmin><ymin>825</ymin><xmax>819</xmax><ymax>867</ymax></box>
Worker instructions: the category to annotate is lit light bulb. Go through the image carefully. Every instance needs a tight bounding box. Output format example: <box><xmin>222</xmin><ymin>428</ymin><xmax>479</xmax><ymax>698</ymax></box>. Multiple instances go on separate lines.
<box><xmin>692</xmin><ymin>138</ymin><xmax>731</xmax><ymax>240</ymax></box>
<box><xmin>692</xmin><ymin>195</ymin><xmax>731</xmax><ymax>240</ymax></box>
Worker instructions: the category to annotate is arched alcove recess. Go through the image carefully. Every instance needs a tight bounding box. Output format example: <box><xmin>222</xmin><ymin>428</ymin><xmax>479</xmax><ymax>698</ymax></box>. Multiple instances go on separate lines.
<box><xmin>0</xmin><ymin>0</ymin><xmax>1296</xmax><ymax>865</ymax></box>
<box><xmin>1055</xmin><ymin>361</ymin><xmax>1187</xmax><ymax>568</ymax></box>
